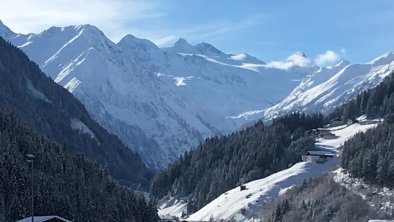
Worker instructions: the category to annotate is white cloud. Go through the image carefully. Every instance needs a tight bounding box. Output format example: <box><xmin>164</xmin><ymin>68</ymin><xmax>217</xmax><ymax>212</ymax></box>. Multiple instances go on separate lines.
<box><xmin>0</xmin><ymin>0</ymin><xmax>163</xmax><ymax>42</ymax></box>
<box><xmin>0</xmin><ymin>1</ymin><xmax>266</xmax><ymax>47</ymax></box>
<box><xmin>265</xmin><ymin>52</ymin><xmax>314</xmax><ymax>70</ymax></box>
<box><xmin>314</xmin><ymin>50</ymin><xmax>341</xmax><ymax>66</ymax></box>
<box><xmin>0</xmin><ymin>1</ymin><xmax>267</xmax><ymax>48</ymax></box>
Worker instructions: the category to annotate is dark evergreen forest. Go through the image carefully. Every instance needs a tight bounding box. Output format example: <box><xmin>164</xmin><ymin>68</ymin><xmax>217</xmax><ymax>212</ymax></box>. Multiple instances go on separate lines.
<box><xmin>0</xmin><ymin>109</ymin><xmax>158</xmax><ymax>222</ymax></box>
<box><xmin>0</xmin><ymin>37</ymin><xmax>152</xmax><ymax>189</ymax></box>
<box><xmin>328</xmin><ymin>74</ymin><xmax>394</xmax><ymax>188</ymax></box>
<box><xmin>341</xmin><ymin>119</ymin><xmax>394</xmax><ymax>188</ymax></box>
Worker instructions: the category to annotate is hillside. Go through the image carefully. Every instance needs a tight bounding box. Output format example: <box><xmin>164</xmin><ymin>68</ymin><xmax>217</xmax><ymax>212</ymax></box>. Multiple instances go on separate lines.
<box><xmin>0</xmin><ymin>108</ymin><xmax>158</xmax><ymax>221</ymax></box>
<box><xmin>151</xmin><ymin>113</ymin><xmax>323</xmax><ymax>213</ymax></box>
<box><xmin>0</xmin><ymin>37</ymin><xmax>152</xmax><ymax>188</ymax></box>
<box><xmin>186</xmin><ymin>117</ymin><xmax>380</xmax><ymax>221</ymax></box>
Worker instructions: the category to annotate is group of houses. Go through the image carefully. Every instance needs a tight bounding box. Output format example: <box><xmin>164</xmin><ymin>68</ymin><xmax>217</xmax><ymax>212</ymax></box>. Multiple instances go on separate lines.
<box><xmin>302</xmin><ymin>117</ymin><xmax>347</xmax><ymax>164</ymax></box>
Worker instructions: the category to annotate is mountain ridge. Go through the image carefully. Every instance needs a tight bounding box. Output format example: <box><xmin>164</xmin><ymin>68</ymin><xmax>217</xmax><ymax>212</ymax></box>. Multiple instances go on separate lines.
<box><xmin>2</xmin><ymin>20</ymin><xmax>393</xmax><ymax>169</ymax></box>
<box><xmin>0</xmin><ymin>21</ymin><xmax>313</xmax><ymax>168</ymax></box>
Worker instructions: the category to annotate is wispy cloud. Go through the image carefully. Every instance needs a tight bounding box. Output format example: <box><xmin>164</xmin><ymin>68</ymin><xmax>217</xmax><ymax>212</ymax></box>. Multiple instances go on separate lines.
<box><xmin>266</xmin><ymin>50</ymin><xmax>344</xmax><ymax>69</ymax></box>
<box><xmin>0</xmin><ymin>0</ymin><xmax>163</xmax><ymax>41</ymax></box>
<box><xmin>131</xmin><ymin>13</ymin><xmax>268</xmax><ymax>46</ymax></box>
<box><xmin>0</xmin><ymin>1</ymin><xmax>266</xmax><ymax>47</ymax></box>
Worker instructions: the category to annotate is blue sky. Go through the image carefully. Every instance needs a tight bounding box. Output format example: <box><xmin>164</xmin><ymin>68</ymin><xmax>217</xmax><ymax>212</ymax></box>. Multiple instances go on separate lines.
<box><xmin>1</xmin><ymin>0</ymin><xmax>394</xmax><ymax>64</ymax></box>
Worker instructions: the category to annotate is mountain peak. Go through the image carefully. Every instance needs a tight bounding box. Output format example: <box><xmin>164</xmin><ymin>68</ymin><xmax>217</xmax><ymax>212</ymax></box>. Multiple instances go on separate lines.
<box><xmin>370</xmin><ymin>52</ymin><xmax>394</xmax><ymax>66</ymax></box>
<box><xmin>287</xmin><ymin>52</ymin><xmax>313</xmax><ymax>66</ymax></box>
<box><xmin>171</xmin><ymin>38</ymin><xmax>195</xmax><ymax>53</ymax></box>
<box><xmin>174</xmin><ymin>38</ymin><xmax>190</xmax><ymax>46</ymax></box>
<box><xmin>118</xmin><ymin>34</ymin><xmax>158</xmax><ymax>51</ymax></box>
<box><xmin>195</xmin><ymin>42</ymin><xmax>224</xmax><ymax>55</ymax></box>
<box><xmin>294</xmin><ymin>51</ymin><xmax>308</xmax><ymax>58</ymax></box>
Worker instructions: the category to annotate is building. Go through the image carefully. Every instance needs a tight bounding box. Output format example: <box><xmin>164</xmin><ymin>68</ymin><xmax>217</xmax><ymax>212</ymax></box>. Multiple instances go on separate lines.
<box><xmin>305</xmin><ymin>129</ymin><xmax>319</xmax><ymax>137</ymax></box>
<box><xmin>331</xmin><ymin>118</ymin><xmax>344</xmax><ymax>126</ymax></box>
<box><xmin>302</xmin><ymin>151</ymin><xmax>335</xmax><ymax>164</ymax></box>
<box><xmin>317</xmin><ymin>128</ymin><xmax>336</xmax><ymax>138</ymax></box>
<box><xmin>16</xmin><ymin>216</ymin><xmax>71</xmax><ymax>222</ymax></box>
<box><xmin>160</xmin><ymin>216</ymin><xmax>180</xmax><ymax>222</ymax></box>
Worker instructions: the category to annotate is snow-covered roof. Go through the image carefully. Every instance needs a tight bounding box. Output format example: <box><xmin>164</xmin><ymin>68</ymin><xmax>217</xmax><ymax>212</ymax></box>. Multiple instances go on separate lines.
<box><xmin>16</xmin><ymin>216</ymin><xmax>71</xmax><ymax>222</ymax></box>
<box><xmin>306</xmin><ymin>151</ymin><xmax>334</xmax><ymax>156</ymax></box>
<box><xmin>317</xmin><ymin>128</ymin><xmax>331</xmax><ymax>131</ymax></box>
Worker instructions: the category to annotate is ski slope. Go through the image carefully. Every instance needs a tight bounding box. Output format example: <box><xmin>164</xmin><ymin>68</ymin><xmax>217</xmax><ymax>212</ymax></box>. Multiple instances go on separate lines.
<box><xmin>186</xmin><ymin>118</ymin><xmax>381</xmax><ymax>221</ymax></box>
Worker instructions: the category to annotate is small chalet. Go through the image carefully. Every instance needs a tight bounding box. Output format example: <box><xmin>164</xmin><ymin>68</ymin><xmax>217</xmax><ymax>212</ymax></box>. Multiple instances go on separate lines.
<box><xmin>160</xmin><ymin>216</ymin><xmax>180</xmax><ymax>222</ymax></box>
<box><xmin>16</xmin><ymin>216</ymin><xmax>71</xmax><ymax>222</ymax></box>
<box><xmin>305</xmin><ymin>129</ymin><xmax>319</xmax><ymax>137</ymax></box>
<box><xmin>331</xmin><ymin>118</ymin><xmax>344</xmax><ymax>127</ymax></box>
<box><xmin>302</xmin><ymin>151</ymin><xmax>335</xmax><ymax>164</ymax></box>
<box><xmin>317</xmin><ymin>128</ymin><xmax>336</xmax><ymax>138</ymax></box>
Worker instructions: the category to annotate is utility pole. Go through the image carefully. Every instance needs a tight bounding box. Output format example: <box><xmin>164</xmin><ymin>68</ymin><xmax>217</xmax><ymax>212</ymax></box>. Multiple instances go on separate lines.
<box><xmin>26</xmin><ymin>154</ymin><xmax>35</xmax><ymax>222</ymax></box>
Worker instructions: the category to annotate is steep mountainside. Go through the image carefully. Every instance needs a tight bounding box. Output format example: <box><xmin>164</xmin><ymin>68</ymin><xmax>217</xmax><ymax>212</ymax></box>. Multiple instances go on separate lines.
<box><xmin>0</xmin><ymin>108</ymin><xmax>158</xmax><ymax>222</ymax></box>
<box><xmin>0</xmin><ymin>37</ymin><xmax>151</xmax><ymax>188</ymax></box>
<box><xmin>0</xmin><ymin>20</ymin><xmax>317</xmax><ymax>168</ymax></box>
<box><xmin>233</xmin><ymin>56</ymin><xmax>394</xmax><ymax>121</ymax></box>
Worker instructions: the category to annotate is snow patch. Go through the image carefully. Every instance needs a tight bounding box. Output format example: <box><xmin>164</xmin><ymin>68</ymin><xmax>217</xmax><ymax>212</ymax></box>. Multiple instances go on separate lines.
<box><xmin>26</xmin><ymin>80</ymin><xmax>52</xmax><ymax>103</ymax></box>
<box><xmin>158</xmin><ymin>197</ymin><xmax>188</xmax><ymax>219</ymax></box>
<box><xmin>17</xmin><ymin>41</ymin><xmax>33</xmax><ymax>48</ymax></box>
<box><xmin>155</xmin><ymin>72</ymin><xmax>194</xmax><ymax>86</ymax></box>
<box><xmin>64</xmin><ymin>77</ymin><xmax>81</xmax><ymax>93</ymax></box>
<box><xmin>70</xmin><ymin>118</ymin><xmax>96</xmax><ymax>139</ymax></box>
<box><xmin>231</xmin><ymin>53</ymin><xmax>248</xmax><ymax>61</ymax></box>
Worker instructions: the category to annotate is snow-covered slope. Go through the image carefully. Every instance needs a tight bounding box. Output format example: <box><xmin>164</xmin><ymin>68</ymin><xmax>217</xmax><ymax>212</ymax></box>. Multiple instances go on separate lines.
<box><xmin>184</xmin><ymin>118</ymin><xmax>381</xmax><ymax>221</ymax></box>
<box><xmin>0</xmin><ymin>21</ymin><xmax>317</xmax><ymax>168</ymax></box>
<box><xmin>233</xmin><ymin>57</ymin><xmax>394</xmax><ymax>121</ymax></box>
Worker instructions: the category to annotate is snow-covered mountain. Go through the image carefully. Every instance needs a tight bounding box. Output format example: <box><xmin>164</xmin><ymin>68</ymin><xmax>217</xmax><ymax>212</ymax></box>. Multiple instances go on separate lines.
<box><xmin>232</xmin><ymin>55</ymin><xmax>394</xmax><ymax>121</ymax></box>
<box><xmin>0</xmin><ymin>21</ymin><xmax>317</xmax><ymax>168</ymax></box>
<box><xmin>2</xmin><ymin>20</ymin><xmax>392</xmax><ymax>168</ymax></box>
